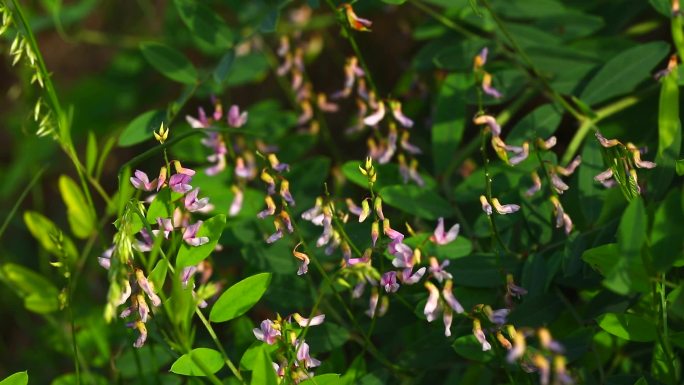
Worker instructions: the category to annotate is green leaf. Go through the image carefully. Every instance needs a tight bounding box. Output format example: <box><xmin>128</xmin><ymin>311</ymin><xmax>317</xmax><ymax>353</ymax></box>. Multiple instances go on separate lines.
<box><xmin>676</xmin><ymin>159</ymin><xmax>684</xmax><ymax>175</ymax></box>
<box><xmin>240</xmin><ymin>342</ymin><xmax>278</xmax><ymax>370</ymax></box>
<box><xmin>59</xmin><ymin>175</ymin><xmax>95</xmax><ymax>239</ymax></box>
<box><xmin>596</xmin><ymin>313</ymin><xmax>657</xmax><ymax>342</ymax></box>
<box><xmin>452</xmin><ymin>335</ymin><xmax>494</xmax><ymax>362</ymax></box>
<box><xmin>146</xmin><ymin>188</ymin><xmax>172</xmax><ymax>224</ymax></box>
<box><xmin>86</xmin><ymin>131</ymin><xmax>97</xmax><ymax>176</ymax></box>
<box><xmin>580</xmin><ymin>41</ymin><xmax>670</xmax><ymax>105</ymax></box>
<box><xmin>170</xmin><ymin>348</ymin><xmax>224</xmax><ymax>376</ymax></box>
<box><xmin>306</xmin><ymin>323</ymin><xmax>351</xmax><ymax>353</ymax></box>
<box><xmin>140</xmin><ymin>42</ymin><xmax>198</xmax><ymax>85</ymax></box>
<box><xmin>174</xmin><ymin>0</ymin><xmax>235</xmax><ymax>50</ymax></box>
<box><xmin>582</xmin><ymin>243</ymin><xmax>619</xmax><ymax>275</ymax></box>
<box><xmin>651</xmin><ymin>62</ymin><xmax>681</xmax><ymax>197</ymax></box>
<box><xmin>210</xmin><ymin>272</ymin><xmax>272</xmax><ymax>323</ymax></box>
<box><xmin>251</xmin><ymin>345</ymin><xmax>278</xmax><ymax>385</ymax></box>
<box><xmin>0</xmin><ymin>372</ymin><xmax>28</xmax><ymax>385</ymax></box>
<box><xmin>176</xmin><ymin>215</ymin><xmax>226</xmax><ymax>268</ymax></box>
<box><xmin>577</xmin><ymin>138</ymin><xmax>605</xmax><ymax>224</ymax></box>
<box><xmin>447</xmin><ymin>254</ymin><xmax>519</xmax><ymax>287</ymax></box>
<box><xmin>506</xmin><ymin>103</ymin><xmax>562</xmax><ymax>143</ymax></box>
<box><xmin>432</xmin><ymin>73</ymin><xmax>470</xmax><ymax>174</ymax></box>
<box><xmin>0</xmin><ymin>263</ymin><xmax>59</xmax><ymax>314</ymax></box>
<box><xmin>214</xmin><ymin>50</ymin><xmax>235</xmax><ymax>84</ymax></box>
<box><xmin>379</xmin><ymin>185</ymin><xmax>451</xmax><ymax>220</ymax></box>
<box><xmin>299</xmin><ymin>374</ymin><xmax>342</xmax><ymax>385</ymax></box>
<box><xmin>118</xmin><ymin>110</ymin><xmax>165</xmax><ymax>147</ymax></box>
<box><xmin>617</xmin><ymin>197</ymin><xmax>646</xmax><ymax>257</ymax></box>
<box><xmin>380</xmin><ymin>0</ymin><xmax>406</xmax><ymax>4</ymax></box>
<box><xmin>650</xmin><ymin>189</ymin><xmax>684</xmax><ymax>271</ymax></box>
<box><xmin>23</xmin><ymin>211</ymin><xmax>77</xmax><ymax>260</ymax></box>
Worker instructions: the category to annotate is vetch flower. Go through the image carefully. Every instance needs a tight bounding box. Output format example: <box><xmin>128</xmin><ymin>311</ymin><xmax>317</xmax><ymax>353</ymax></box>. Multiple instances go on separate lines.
<box><xmin>363</xmin><ymin>100</ymin><xmax>385</xmax><ymax>126</ymax></box>
<box><xmin>424</xmin><ymin>282</ymin><xmax>441</xmax><ymax>322</ymax></box>
<box><xmin>295</xmin><ymin>340</ymin><xmax>321</xmax><ymax>368</ymax></box>
<box><xmin>293</xmin><ymin>313</ymin><xmax>325</xmax><ymax>327</ymax></box>
<box><xmin>383</xmin><ymin>219</ymin><xmax>405</xmax><ymax>255</ymax></box>
<box><xmin>491</xmin><ymin>198</ymin><xmax>520</xmax><ymax>215</ymax></box>
<box><xmin>183</xmin><ymin>221</ymin><xmax>209</xmax><ymax>246</ymax></box>
<box><xmin>130</xmin><ymin>170</ymin><xmax>159</xmax><ymax>191</ymax></box>
<box><xmin>482</xmin><ymin>72</ymin><xmax>502</xmax><ymax>99</ymax></box>
<box><xmin>489</xmin><ymin>308</ymin><xmax>510</xmax><ymax>326</ymax></box>
<box><xmin>258</xmin><ymin>195</ymin><xmax>277</xmax><ymax>219</ymax></box>
<box><xmin>538</xmin><ymin>327</ymin><xmax>565</xmax><ymax>354</ymax></box>
<box><xmin>480</xmin><ymin>195</ymin><xmax>493</xmax><ymax>215</ymax></box>
<box><xmin>526</xmin><ymin>171</ymin><xmax>542</xmax><ymax>197</ymax></box>
<box><xmin>229</xmin><ymin>185</ymin><xmax>244</xmax><ymax>217</ymax></box>
<box><xmin>366</xmin><ymin>288</ymin><xmax>380</xmax><ymax>318</ymax></box>
<box><xmin>389</xmin><ymin>100</ymin><xmax>413</xmax><ymax>128</ymax></box>
<box><xmin>595</xmin><ymin>131</ymin><xmax>620</xmax><ymax>148</ymax></box>
<box><xmin>261</xmin><ymin>169</ymin><xmax>276</xmax><ymax>195</ymax></box>
<box><xmin>550</xmin><ymin>173</ymin><xmax>569</xmax><ymax>194</ymax></box>
<box><xmin>443</xmin><ymin>308</ymin><xmax>454</xmax><ymax>337</ymax></box>
<box><xmin>253</xmin><ymin>319</ymin><xmax>281</xmax><ymax>345</ymax></box>
<box><xmin>550</xmin><ymin>197</ymin><xmax>573</xmax><ymax>235</ymax></box>
<box><xmin>473</xmin><ymin>115</ymin><xmax>501</xmax><ymax>137</ymax></box>
<box><xmin>473</xmin><ymin>319</ymin><xmax>491</xmax><ymax>351</ymax></box>
<box><xmin>400</xmin><ymin>131</ymin><xmax>422</xmax><ymax>154</ymax></box>
<box><xmin>473</xmin><ymin>47</ymin><xmax>488</xmax><ymax>70</ymax></box>
<box><xmin>430</xmin><ymin>217</ymin><xmax>460</xmax><ymax>245</ymax></box>
<box><xmin>371</xmin><ymin>221</ymin><xmax>380</xmax><ymax>247</ymax></box>
<box><xmin>442</xmin><ymin>280</ymin><xmax>464</xmax><ymax>314</ymax></box>
<box><xmin>538</xmin><ymin>136</ymin><xmax>557</xmax><ymax>150</ymax></box>
<box><xmin>169</xmin><ymin>173</ymin><xmax>192</xmax><ymax>193</ymax></box>
<box><xmin>136</xmin><ymin>294</ymin><xmax>150</xmax><ymax>322</ymax></box>
<box><xmin>429</xmin><ymin>257</ymin><xmax>452</xmax><ymax>282</ymax></box>
<box><xmin>627</xmin><ymin>143</ymin><xmax>657</xmax><ymax>169</ymax></box>
<box><xmin>507</xmin><ymin>326</ymin><xmax>526</xmax><ymax>363</ymax></box>
<box><xmin>341</xmin><ymin>3</ymin><xmax>372</xmax><ymax>31</ymax></box>
<box><xmin>131</xmin><ymin>320</ymin><xmax>148</xmax><ymax>348</ymax></box>
<box><xmin>556</xmin><ymin>155</ymin><xmax>582</xmax><ymax>176</ymax></box>
<box><xmin>496</xmin><ymin>331</ymin><xmax>512</xmax><ymax>350</ymax></box>
<box><xmin>268</xmin><ymin>154</ymin><xmax>290</xmax><ymax>173</ymax></box>
<box><xmin>594</xmin><ymin>168</ymin><xmax>616</xmax><ymax>188</ymax></box>
<box><xmin>508</xmin><ymin>142</ymin><xmax>529</xmax><ymax>165</ymax></box>
<box><xmin>358</xmin><ymin>199</ymin><xmax>371</xmax><ymax>222</ymax></box>
<box><xmin>374</xmin><ymin>197</ymin><xmax>384</xmax><ymax>220</ymax></box>
<box><xmin>184</xmin><ymin>188</ymin><xmax>209</xmax><ymax>212</ymax></box>
<box><xmin>227</xmin><ymin>105</ymin><xmax>248</xmax><ymax>128</ymax></box>
<box><xmin>280</xmin><ymin>179</ymin><xmax>296</xmax><ymax>206</ymax></box>
<box><xmin>532</xmin><ymin>354</ymin><xmax>551</xmax><ymax>385</ymax></box>
<box><xmin>135</xmin><ymin>269</ymin><xmax>161</xmax><ymax>307</ymax></box>
<box><xmin>381</xmin><ymin>271</ymin><xmax>400</xmax><ymax>293</ymax></box>
<box><xmin>317</xmin><ymin>92</ymin><xmax>339</xmax><ymax>112</ymax></box>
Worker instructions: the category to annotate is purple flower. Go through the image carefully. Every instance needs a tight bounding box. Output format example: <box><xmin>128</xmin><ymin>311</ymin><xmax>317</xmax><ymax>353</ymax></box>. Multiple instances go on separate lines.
<box><xmin>424</xmin><ymin>282</ymin><xmax>441</xmax><ymax>322</ymax></box>
<box><xmin>253</xmin><ymin>319</ymin><xmax>280</xmax><ymax>344</ymax></box>
<box><xmin>442</xmin><ymin>280</ymin><xmax>464</xmax><ymax>314</ymax></box>
<box><xmin>443</xmin><ymin>308</ymin><xmax>453</xmax><ymax>337</ymax></box>
<box><xmin>227</xmin><ymin>105</ymin><xmax>248</xmax><ymax>128</ymax></box>
<box><xmin>363</xmin><ymin>101</ymin><xmax>385</xmax><ymax>126</ymax></box>
<box><xmin>401</xmin><ymin>266</ymin><xmax>426</xmax><ymax>285</ymax></box>
<box><xmin>135</xmin><ymin>269</ymin><xmax>161</xmax><ymax>307</ymax></box>
<box><xmin>184</xmin><ymin>188</ymin><xmax>209</xmax><ymax>212</ymax></box>
<box><xmin>229</xmin><ymin>185</ymin><xmax>244</xmax><ymax>217</ymax></box>
<box><xmin>381</xmin><ymin>271</ymin><xmax>400</xmax><ymax>293</ymax></box>
<box><xmin>473</xmin><ymin>319</ymin><xmax>491</xmax><ymax>351</ymax></box>
<box><xmin>295</xmin><ymin>340</ymin><xmax>321</xmax><ymax>368</ymax></box>
<box><xmin>431</xmin><ymin>218</ymin><xmax>460</xmax><ymax>245</ymax></box>
<box><xmin>383</xmin><ymin>220</ymin><xmax>405</xmax><ymax>254</ymax></box>
<box><xmin>391</xmin><ymin>243</ymin><xmax>414</xmax><ymax>269</ymax></box>
<box><xmin>293</xmin><ymin>313</ymin><xmax>325</xmax><ymax>327</ymax></box>
<box><xmin>183</xmin><ymin>221</ymin><xmax>209</xmax><ymax>246</ymax></box>
<box><xmin>131</xmin><ymin>321</ymin><xmax>148</xmax><ymax>348</ymax></box>
<box><xmin>366</xmin><ymin>288</ymin><xmax>379</xmax><ymax>318</ymax></box>
<box><xmin>130</xmin><ymin>170</ymin><xmax>158</xmax><ymax>191</ymax></box>
<box><xmin>429</xmin><ymin>257</ymin><xmax>452</xmax><ymax>282</ymax></box>
<box><xmin>389</xmin><ymin>100</ymin><xmax>413</xmax><ymax>128</ymax></box>
<box><xmin>156</xmin><ymin>217</ymin><xmax>175</xmax><ymax>239</ymax></box>
<box><xmin>169</xmin><ymin>173</ymin><xmax>192</xmax><ymax>193</ymax></box>
<box><xmin>489</xmin><ymin>308</ymin><xmax>510</xmax><ymax>325</ymax></box>
<box><xmin>181</xmin><ymin>265</ymin><xmax>197</xmax><ymax>288</ymax></box>
<box><xmin>99</xmin><ymin>246</ymin><xmax>114</xmax><ymax>269</ymax></box>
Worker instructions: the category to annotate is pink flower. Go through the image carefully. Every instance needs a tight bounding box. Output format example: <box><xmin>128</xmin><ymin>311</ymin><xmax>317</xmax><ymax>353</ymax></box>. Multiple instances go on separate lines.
<box><xmin>184</xmin><ymin>188</ymin><xmax>209</xmax><ymax>212</ymax></box>
<box><xmin>253</xmin><ymin>319</ymin><xmax>280</xmax><ymax>345</ymax></box>
<box><xmin>293</xmin><ymin>313</ymin><xmax>325</xmax><ymax>327</ymax></box>
<box><xmin>135</xmin><ymin>269</ymin><xmax>161</xmax><ymax>307</ymax></box>
<box><xmin>381</xmin><ymin>271</ymin><xmax>400</xmax><ymax>293</ymax></box>
<box><xmin>442</xmin><ymin>280</ymin><xmax>464</xmax><ymax>314</ymax></box>
<box><xmin>430</xmin><ymin>217</ymin><xmax>460</xmax><ymax>245</ymax></box>
<box><xmin>424</xmin><ymin>282</ymin><xmax>441</xmax><ymax>322</ymax></box>
<box><xmin>401</xmin><ymin>266</ymin><xmax>426</xmax><ymax>285</ymax></box>
<box><xmin>429</xmin><ymin>257</ymin><xmax>452</xmax><ymax>282</ymax></box>
<box><xmin>169</xmin><ymin>173</ymin><xmax>192</xmax><ymax>193</ymax></box>
<box><xmin>130</xmin><ymin>170</ymin><xmax>158</xmax><ymax>191</ymax></box>
<box><xmin>183</xmin><ymin>221</ymin><xmax>209</xmax><ymax>246</ymax></box>
<box><xmin>227</xmin><ymin>105</ymin><xmax>248</xmax><ymax>128</ymax></box>
<box><xmin>390</xmin><ymin>100</ymin><xmax>413</xmax><ymax>128</ymax></box>
<box><xmin>295</xmin><ymin>340</ymin><xmax>321</xmax><ymax>368</ymax></box>
<box><xmin>363</xmin><ymin>101</ymin><xmax>386</xmax><ymax>126</ymax></box>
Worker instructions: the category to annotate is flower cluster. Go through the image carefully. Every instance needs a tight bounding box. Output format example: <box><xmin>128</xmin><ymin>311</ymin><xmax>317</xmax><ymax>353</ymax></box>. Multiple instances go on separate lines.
<box><xmin>593</xmin><ymin>131</ymin><xmax>656</xmax><ymax>194</ymax></box>
<box><xmin>253</xmin><ymin>313</ymin><xmax>325</xmax><ymax>383</ymax></box>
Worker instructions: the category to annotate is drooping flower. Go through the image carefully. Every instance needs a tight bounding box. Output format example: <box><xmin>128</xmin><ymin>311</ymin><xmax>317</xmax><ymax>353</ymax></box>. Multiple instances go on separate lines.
<box><xmin>183</xmin><ymin>221</ymin><xmax>209</xmax><ymax>246</ymax></box>
<box><xmin>481</xmin><ymin>72</ymin><xmax>502</xmax><ymax>99</ymax></box>
<box><xmin>442</xmin><ymin>280</ymin><xmax>464</xmax><ymax>314</ymax></box>
<box><xmin>473</xmin><ymin>115</ymin><xmax>501</xmax><ymax>137</ymax></box>
<box><xmin>473</xmin><ymin>319</ymin><xmax>491</xmax><ymax>351</ymax></box>
<box><xmin>595</xmin><ymin>131</ymin><xmax>620</xmax><ymax>148</ymax></box>
<box><xmin>258</xmin><ymin>195</ymin><xmax>277</xmax><ymax>219</ymax></box>
<box><xmin>538</xmin><ymin>327</ymin><xmax>565</xmax><ymax>354</ymax></box>
<box><xmin>400</xmin><ymin>130</ymin><xmax>422</xmax><ymax>154</ymax></box>
<box><xmin>268</xmin><ymin>154</ymin><xmax>290</xmax><ymax>173</ymax></box>
<box><xmin>131</xmin><ymin>320</ymin><xmax>148</xmax><ymax>348</ymax></box>
<box><xmin>341</xmin><ymin>3</ymin><xmax>372</xmax><ymax>32</ymax></box>
<box><xmin>430</xmin><ymin>217</ymin><xmax>460</xmax><ymax>245</ymax></box>
<box><xmin>184</xmin><ymin>188</ymin><xmax>210</xmax><ymax>212</ymax></box>
<box><xmin>401</xmin><ymin>266</ymin><xmax>426</xmax><ymax>285</ymax></box>
<box><xmin>491</xmin><ymin>198</ymin><xmax>520</xmax><ymax>215</ymax></box>
<box><xmin>229</xmin><ymin>185</ymin><xmax>244</xmax><ymax>217</ymax></box>
<box><xmin>280</xmin><ymin>179</ymin><xmax>296</xmax><ymax>206</ymax></box>
<box><xmin>169</xmin><ymin>173</ymin><xmax>193</xmax><ymax>194</ymax></box>
<box><xmin>550</xmin><ymin>196</ymin><xmax>573</xmax><ymax>235</ymax></box>
<box><xmin>627</xmin><ymin>143</ymin><xmax>657</xmax><ymax>169</ymax></box>
<box><xmin>473</xmin><ymin>47</ymin><xmax>488</xmax><ymax>70</ymax></box>
<box><xmin>489</xmin><ymin>308</ymin><xmax>510</xmax><ymax>326</ymax></box>
<box><xmin>389</xmin><ymin>100</ymin><xmax>413</xmax><ymax>128</ymax></box>
<box><xmin>443</xmin><ymin>308</ymin><xmax>454</xmax><ymax>337</ymax></box>
<box><xmin>296</xmin><ymin>340</ymin><xmax>321</xmax><ymax>368</ymax></box>
<box><xmin>366</xmin><ymin>287</ymin><xmax>380</xmax><ymax>318</ymax></box>
<box><xmin>526</xmin><ymin>171</ymin><xmax>542</xmax><ymax>197</ymax></box>
<box><xmin>383</xmin><ymin>219</ymin><xmax>405</xmax><ymax>255</ymax></box>
<box><xmin>508</xmin><ymin>142</ymin><xmax>530</xmax><ymax>165</ymax></box>
<box><xmin>363</xmin><ymin>100</ymin><xmax>386</xmax><ymax>126</ymax></box>
<box><xmin>253</xmin><ymin>319</ymin><xmax>281</xmax><ymax>345</ymax></box>
<box><xmin>480</xmin><ymin>195</ymin><xmax>493</xmax><ymax>215</ymax></box>
<box><xmin>532</xmin><ymin>354</ymin><xmax>551</xmax><ymax>385</ymax></box>
<box><xmin>293</xmin><ymin>313</ymin><xmax>325</xmax><ymax>327</ymax></box>
<box><xmin>292</xmin><ymin>242</ymin><xmax>310</xmax><ymax>276</ymax></box>
<box><xmin>135</xmin><ymin>269</ymin><xmax>161</xmax><ymax>307</ymax></box>
<box><xmin>424</xmin><ymin>282</ymin><xmax>441</xmax><ymax>322</ymax></box>
<box><xmin>507</xmin><ymin>326</ymin><xmax>526</xmax><ymax>363</ymax></box>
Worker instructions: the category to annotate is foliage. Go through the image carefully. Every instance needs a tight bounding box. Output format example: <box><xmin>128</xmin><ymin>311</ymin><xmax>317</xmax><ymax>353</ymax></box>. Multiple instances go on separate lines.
<box><xmin>0</xmin><ymin>0</ymin><xmax>683</xmax><ymax>384</ymax></box>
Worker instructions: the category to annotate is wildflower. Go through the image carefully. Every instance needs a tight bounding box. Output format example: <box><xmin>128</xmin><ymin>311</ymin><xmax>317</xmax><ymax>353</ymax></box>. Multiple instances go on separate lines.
<box><xmin>538</xmin><ymin>327</ymin><xmax>564</xmax><ymax>354</ymax></box>
<box><xmin>99</xmin><ymin>246</ymin><xmax>113</xmax><ymax>269</ymax></box>
<box><xmin>261</xmin><ymin>169</ymin><xmax>276</xmax><ymax>195</ymax></box>
<box><xmin>268</xmin><ymin>153</ymin><xmax>290</xmax><ymax>173</ymax></box>
<box><xmin>473</xmin><ymin>47</ymin><xmax>488</xmax><ymax>70</ymax></box>
<box><xmin>366</xmin><ymin>287</ymin><xmax>380</xmax><ymax>318</ymax></box>
<box><xmin>227</xmin><ymin>105</ymin><xmax>248</xmax><ymax>127</ymax></box>
<box><xmin>408</xmin><ymin>158</ymin><xmax>425</xmax><ymax>187</ymax></box>
<box><xmin>317</xmin><ymin>93</ymin><xmax>339</xmax><ymax>112</ymax></box>
<box><xmin>279</xmin><ymin>211</ymin><xmax>294</xmax><ymax>233</ymax></box>
<box><xmin>550</xmin><ymin>173</ymin><xmax>569</xmax><ymax>194</ymax></box>
<box><xmin>554</xmin><ymin>356</ymin><xmax>574</xmax><ymax>385</ymax></box>
<box><xmin>389</xmin><ymin>100</ymin><xmax>413</xmax><ymax>128</ymax></box>
<box><xmin>253</xmin><ymin>319</ymin><xmax>281</xmax><ymax>345</ymax></box>
<box><xmin>443</xmin><ymin>308</ymin><xmax>454</xmax><ymax>337</ymax></box>
<box><xmin>508</xmin><ymin>142</ymin><xmax>529</xmax><ymax>165</ymax></box>
<box><xmin>183</xmin><ymin>221</ymin><xmax>209</xmax><ymax>246</ymax></box>
<box><xmin>130</xmin><ymin>170</ymin><xmax>159</xmax><ymax>191</ymax></box>
<box><xmin>293</xmin><ymin>313</ymin><xmax>325</xmax><ymax>327</ymax></box>
<box><xmin>400</xmin><ymin>130</ymin><xmax>422</xmax><ymax>154</ymax></box>
<box><xmin>258</xmin><ymin>195</ymin><xmax>277</xmax><ymax>219</ymax></box>
<box><xmin>550</xmin><ymin>197</ymin><xmax>573</xmax><ymax>235</ymax></box>
<box><xmin>506</xmin><ymin>274</ymin><xmax>528</xmax><ymax>300</ymax></box>
<box><xmin>442</xmin><ymin>280</ymin><xmax>464</xmax><ymax>313</ymax></box>
<box><xmin>489</xmin><ymin>308</ymin><xmax>510</xmax><ymax>325</ymax></box>
<box><xmin>371</xmin><ymin>221</ymin><xmax>380</xmax><ymax>247</ymax></box>
<box><xmin>473</xmin><ymin>114</ymin><xmax>501</xmax><ymax>136</ymax></box>
<box><xmin>153</xmin><ymin>122</ymin><xmax>169</xmax><ymax>143</ymax></box>
<box><xmin>180</xmin><ymin>265</ymin><xmax>197</xmax><ymax>288</ymax></box>
<box><xmin>627</xmin><ymin>143</ymin><xmax>656</xmax><ymax>169</ymax></box>
<box><xmin>374</xmin><ymin>197</ymin><xmax>384</xmax><ymax>220</ymax></box>
<box><xmin>267</xmin><ymin>219</ymin><xmax>285</xmax><ymax>244</ymax></box>
<box><xmin>296</xmin><ymin>340</ymin><xmax>321</xmax><ymax>368</ymax></box>
<box><xmin>507</xmin><ymin>326</ymin><xmax>526</xmax><ymax>363</ymax></box>
<box><xmin>526</xmin><ymin>171</ymin><xmax>542</xmax><ymax>197</ymax></box>
<box><xmin>235</xmin><ymin>157</ymin><xmax>254</xmax><ymax>179</ymax></box>
<box><xmin>135</xmin><ymin>269</ymin><xmax>161</xmax><ymax>307</ymax></box>
<box><xmin>381</xmin><ymin>271</ymin><xmax>400</xmax><ymax>293</ymax></box>
<box><xmin>532</xmin><ymin>354</ymin><xmax>551</xmax><ymax>385</ymax></box>
<box><xmin>594</xmin><ymin>168</ymin><xmax>615</xmax><ymax>188</ymax></box>
<box><xmin>363</xmin><ymin>100</ymin><xmax>386</xmax><ymax>126</ymax></box>
<box><xmin>116</xmin><ymin>280</ymin><xmax>133</xmax><ymax>306</ymax></box>
<box><xmin>358</xmin><ymin>199</ymin><xmax>371</xmax><ymax>222</ymax></box>
<box><xmin>184</xmin><ymin>188</ymin><xmax>209</xmax><ymax>212</ymax></box>
<box><xmin>401</xmin><ymin>266</ymin><xmax>426</xmax><ymax>285</ymax></box>
<box><xmin>497</xmin><ymin>331</ymin><xmax>512</xmax><ymax>350</ymax></box>
<box><xmin>429</xmin><ymin>257</ymin><xmax>452</xmax><ymax>282</ymax></box>
<box><xmin>332</xmin><ymin>56</ymin><xmax>365</xmax><ymax>99</ymax></box>
<box><xmin>491</xmin><ymin>198</ymin><xmax>520</xmax><ymax>215</ymax></box>
<box><xmin>430</xmin><ymin>217</ymin><xmax>460</xmax><ymax>245</ymax></box>
<box><xmin>169</xmin><ymin>173</ymin><xmax>192</xmax><ymax>193</ymax></box>
<box><xmin>229</xmin><ymin>185</ymin><xmax>244</xmax><ymax>217</ymax></box>
<box><xmin>131</xmin><ymin>320</ymin><xmax>148</xmax><ymax>348</ymax></box>
<box><xmin>135</xmin><ymin>294</ymin><xmax>150</xmax><ymax>322</ymax></box>
<box><xmin>595</xmin><ymin>131</ymin><xmax>620</xmax><ymax>148</ymax></box>
<box><xmin>473</xmin><ymin>319</ymin><xmax>491</xmax><ymax>351</ymax></box>
<box><xmin>280</xmin><ymin>179</ymin><xmax>296</xmax><ymax>206</ymax></box>
<box><xmin>383</xmin><ymin>219</ymin><xmax>405</xmax><ymax>254</ymax></box>
<box><xmin>341</xmin><ymin>3</ymin><xmax>372</xmax><ymax>31</ymax></box>
<box><xmin>424</xmin><ymin>282</ymin><xmax>441</xmax><ymax>322</ymax></box>
<box><xmin>480</xmin><ymin>195</ymin><xmax>493</xmax><ymax>215</ymax></box>
<box><xmin>391</xmin><ymin>243</ymin><xmax>414</xmax><ymax>269</ymax></box>
<box><xmin>482</xmin><ymin>72</ymin><xmax>502</xmax><ymax>99</ymax></box>
<box><xmin>556</xmin><ymin>156</ymin><xmax>582</xmax><ymax>176</ymax></box>
<box><xmin>538</xmin><ymin>136</ymin><xmax>557</xmax><ymax>150</ymax></box>
<box><xmin>186</xmin><ymin>107</ymin><xmax>210</xmax><ymax>129</ymax></box>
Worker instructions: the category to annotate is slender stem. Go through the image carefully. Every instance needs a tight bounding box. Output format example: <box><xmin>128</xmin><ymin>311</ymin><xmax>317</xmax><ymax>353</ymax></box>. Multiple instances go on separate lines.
<box><xmin>0</xmin><ymin>165</ymin><xmax>47</xmax><ymax>241</ymax></box>
<box><xmin>410</xmin><ymin>0</ymin><xmax>480</xmax><ymax>39</ymax></box>
<box><xmin>195</xmin><ymin>309</ymin><xmax>245</xmax><ymax>383</ymax></box>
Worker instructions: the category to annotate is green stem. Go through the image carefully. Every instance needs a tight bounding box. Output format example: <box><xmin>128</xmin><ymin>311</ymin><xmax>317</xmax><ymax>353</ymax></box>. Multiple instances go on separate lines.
<box><xmin>410</xmin><ymin>0</ymin><xmax>481</xmax><ymax>39</ymax></box>
<box><xmin>195</xmin><ymin>309</ymin><xmax>245</xmax><ymax>383</ymax></box>
<box><xmin>0</xmin><ymin>165</ymin><xmax>47</xmax><ymax>241</ymax></box>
